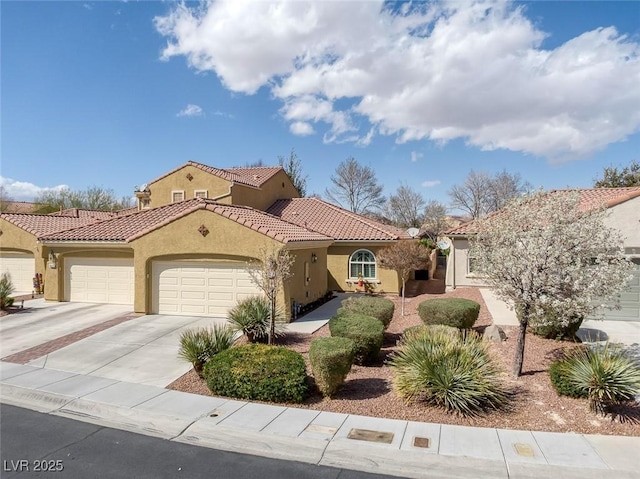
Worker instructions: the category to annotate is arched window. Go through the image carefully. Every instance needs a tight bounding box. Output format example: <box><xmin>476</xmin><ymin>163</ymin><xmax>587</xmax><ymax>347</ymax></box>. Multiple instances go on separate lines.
<box><xmin>349</xmin><ymin>249</ymin><xmax>376</xmax><ymax>279</ymax></box>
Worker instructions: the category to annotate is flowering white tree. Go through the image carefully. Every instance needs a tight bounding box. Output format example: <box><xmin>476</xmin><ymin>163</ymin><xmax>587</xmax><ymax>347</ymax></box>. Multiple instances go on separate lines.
<box><xmin>248</xmin><ymin>247</ymin><xmax>294</xmax><ymax>344</ymax></box>
<box><xmin>471</xmin><ymin>191</ymin><xmax>632</xmax><ymax>378</ymax></box>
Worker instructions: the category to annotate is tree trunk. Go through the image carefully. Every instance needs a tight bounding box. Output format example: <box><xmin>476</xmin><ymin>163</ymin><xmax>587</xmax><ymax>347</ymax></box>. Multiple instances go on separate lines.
<box><xmin>268</xmin><ymin>294</ymin><xmax>276</xmax><ymax>345</ymax></box>
<box><xmin>513</xmin><ymin>316</ymin><xmax>528</xmax><ymax>378</ymax></box>
<box><xmin>401</xmin><ymin>278</ymin><xmax>405</xmax><ymax>316</ymax></box>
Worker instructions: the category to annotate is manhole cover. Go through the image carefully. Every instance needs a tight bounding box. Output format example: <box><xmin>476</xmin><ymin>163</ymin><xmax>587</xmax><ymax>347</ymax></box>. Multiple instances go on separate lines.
<box><xmin>514</xmin><ymin>443</ymin><xmax>535</xmax><ymax>457</ymax></box>
<box><xmin>305</xmin><ymin>424</ymin><xmax>337</xmax><ymax>435</ymax></box>
<box><xmin>413</xmin><ymin>436</ymin><xmax>431</xmax><ymax>448</ymax></box>
<box><xmin>347</xmin><ymin>428</ymin><xmax>394</xmax><ymax>444</ymax></box>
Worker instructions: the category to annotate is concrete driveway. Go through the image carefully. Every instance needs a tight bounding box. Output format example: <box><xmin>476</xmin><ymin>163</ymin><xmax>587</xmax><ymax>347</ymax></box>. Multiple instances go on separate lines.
<box><xmin>0</xmin><ymin>299</ymin><xmax>133</xmax><ymax>358</ymax></box>
<box><xmin>26</xmin><ymin>313</ymin><xmax>225</xmax><ymax>387</ymax></box>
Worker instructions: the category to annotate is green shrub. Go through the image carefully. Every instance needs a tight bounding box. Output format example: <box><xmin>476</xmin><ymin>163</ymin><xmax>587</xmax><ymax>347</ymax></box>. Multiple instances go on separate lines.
<box><xmin>337</xmin><ymin>296</ymin><xmax>395</xmax><ymax>329</ymax></box>
<box><xmin>203</xmin><ymin>344</ymin><xmax>308</xmax><ymax>403</ymax></box>
<box><xmin>549</xmin><ymin>358</ymin><xmax>588</xmax><ymax>399</ymax></box>
<box><xmin>0</xmin><ymin>273</ymin><xmax>15</xmax><ymax>310</ymax></box>
<box><xmin>531</xmin><ymin>312</ymin><xmax>584</xmax><ymax>340</ymax></box>
<box><xmin>328</xmin><ymin>313</ymin><xmax>384</xmax><ymax>365</ymax></box>
<box><xmin>309</xmin><ymin>337</ymin><xmax>355</xmax><ymax>397</ymax></box>
<box><xmin>227</xmin><ymin>296</ymin><xmax>283</xmax><ymax>343</ymax></box>
<box><xmin>178</xmin><ymin>324</ymin><xmax>235</xmax><ymax>378</ymax></box>
<box><xmin>417</xmin><ymin>298</ymin><xmax>480</xmax><ymax>329</ymax></box>
<box><xmin>389</xmin><ymin>327</ymin><xmax>507</xmax><ymax>416</ymax></box>
<box><xmin>550</xmin><ymin>343</ymin><xmax>640</xmax><ymax>414</ymax></box>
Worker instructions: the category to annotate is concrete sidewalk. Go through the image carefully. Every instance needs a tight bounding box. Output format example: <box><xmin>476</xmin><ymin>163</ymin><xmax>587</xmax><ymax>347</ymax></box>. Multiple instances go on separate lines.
<box><xmin>1</xmin><ymin>361</ymin><xmax>638</xmax><ymax>479</ymax></box>
<box><xmin>283</xmin><ymin>292</ymin><xmax>352</xmax><ymax>334</ymax></box>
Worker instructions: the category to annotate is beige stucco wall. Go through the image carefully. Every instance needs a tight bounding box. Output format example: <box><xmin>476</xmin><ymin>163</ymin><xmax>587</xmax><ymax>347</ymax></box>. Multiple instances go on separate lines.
<box><xmin>146</xmin><ymin>165</ymin><xmax>233</xmax><ymax>209</ymax></box>
<box><xmin>327</xmin><ymin>243</ymin><xmax>401</xmax><ymax>294</ymax></box>
<box><xmin>444</xmin><ymin>237</ymin><xmax>488</xmax><ymax>290</ymax></box>
<box><xmin>0</xmin><ymin>219</ymin><xmax>47</xmax><ymax>290</ymax></box>
<box><xmin>606</xmin><ymin>197</ymin><xmax>640</xmax><ymax>251</ymax></box>
<box><xmin>230</xmin><ymin>170</ymin><xmax>300</xmax><ymax>211</ymax></box>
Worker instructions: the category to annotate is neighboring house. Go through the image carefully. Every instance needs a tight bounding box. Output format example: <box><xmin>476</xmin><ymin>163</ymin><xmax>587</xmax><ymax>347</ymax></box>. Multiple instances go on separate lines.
<box><xmin>0</xmin><ymin>201</ymin><xmax>43</xmax><ymax>214</ymax></box>
<box><xmin>0</xmin><ymin>161</ymin><xmax>410</xmax><ymax>320</ymax></box>
<box><xmin>444</xmin><ymin>187</ymin><xmax>640</xmax><ymax>321</ymax></box>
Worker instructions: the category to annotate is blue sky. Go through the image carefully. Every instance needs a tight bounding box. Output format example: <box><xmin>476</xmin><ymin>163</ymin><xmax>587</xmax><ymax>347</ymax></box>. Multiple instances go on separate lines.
<box><xmin>2</xmin><ymin>0</ymin><xmax>639</xmax><ymax>211</ymax></box>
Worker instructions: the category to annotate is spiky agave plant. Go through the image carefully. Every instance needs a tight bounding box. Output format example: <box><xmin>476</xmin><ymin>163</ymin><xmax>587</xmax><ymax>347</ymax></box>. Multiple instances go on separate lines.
<box><xmin>389</xmin><ymin>326</ymin><xmax>507</xmax><ymax>416</ymax></box>
<box><xmin>0</xmin><ymin>273</ymin><xmax>15</xmax><ymax>310</ymax></box>
<box><xmin>560</xmin><ymin>342</ymin><xmax>640</xmax><ymax>415</ymax></box>
<box><xmin>227</xmin><ymin>296</ymin><xmax>284</xmax><ymax>343</ymax></box>
<box><xmin>178</xmin><ymin>324</ymin><xmax>235</xmax><ymax>378</ymax></box>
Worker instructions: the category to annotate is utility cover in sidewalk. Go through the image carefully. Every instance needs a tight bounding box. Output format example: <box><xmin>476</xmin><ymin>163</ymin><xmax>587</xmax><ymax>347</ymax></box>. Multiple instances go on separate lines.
<box><xmin>347</xmin><ymin>428</ymin><xmax>394</xmax><ymax>444</ymax></box>
<box><xmin>413</xmin><ymin>436</ymin><xmax>431</xmax><ymax>448</ymax></box>
<box><xmin>514</xmin><ymin>443</ymin><xmax>535</xmax><ymax>457</ymax></box>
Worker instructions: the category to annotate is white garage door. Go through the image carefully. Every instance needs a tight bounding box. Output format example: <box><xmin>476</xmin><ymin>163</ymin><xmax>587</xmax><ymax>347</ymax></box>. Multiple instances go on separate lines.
<box><xmin>65</xmin><ymin>258</ymin><xmax>134</xmax><ymax>305</ymax></box>
<box><xmin>0</xmin><ymin>253</ymin><xmax>35</xmax><ymax>293</ymax></box>
<box><xmin>153</xmin><ymin>261</ymin><xmax>261</xmax><ymax>317</ymax></box>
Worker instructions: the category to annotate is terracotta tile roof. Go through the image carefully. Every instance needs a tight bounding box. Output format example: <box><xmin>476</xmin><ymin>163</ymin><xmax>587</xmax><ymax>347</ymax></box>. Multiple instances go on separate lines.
<box><xmin>0</xmin><ymin>213</ymin><xmax>100</xmax><ymax>236</ymax></box>
<box><xmin>267</xmin><ymin>198</ymin><xmax>408</xmax><ymax>241</ymax></box>
<box><xmin>148</xmin><ymin>161</ymin><xmax>284</xmax><ymax>189</ymax></box>
<box><xmin>40</xmin><ymin>199</ymin><xmax>331</xmax><ymax>244</ymax></box>
<box><xmin>446</xmin><ymin>187</ymin><xmax>640</xmax><ymax>236</ymax></box>
<box><xmin>49</xmin><ymin>208</ymin><xmax>121</xmax><ymax>220</ymax></box>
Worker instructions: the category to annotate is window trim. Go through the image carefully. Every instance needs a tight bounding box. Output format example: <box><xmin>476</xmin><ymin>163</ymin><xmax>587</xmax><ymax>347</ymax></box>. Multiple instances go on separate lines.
<box><xmin>194</xmin><ymin>189</ymin><xmax>208</xmax><ymax>199</ymax></box>
<box><xmin>349</xmin><ymin>249</ymin><xmax>377</xmax><ymax>280</ymax></box>
<box><xmin>171</xmin><ymin>190</ymin><xmax>185</xmax><ymax>203</ymax></box>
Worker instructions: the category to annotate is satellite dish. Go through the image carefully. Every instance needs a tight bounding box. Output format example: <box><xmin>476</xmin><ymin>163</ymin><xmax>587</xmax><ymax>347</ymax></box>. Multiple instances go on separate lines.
<box><xmin>139</xmin><ymin>183</ymin><xmax>148</xmax><ymax>191</ymax></box>
<box><xmin>406</xmin><ymin>227</ymin><xmax>420</xmax><ymax>238</ymax></box>
<box><xmin>437</xmin><ymin>239</ymin><xmax>451</xmax><ymax>250</ymax></box>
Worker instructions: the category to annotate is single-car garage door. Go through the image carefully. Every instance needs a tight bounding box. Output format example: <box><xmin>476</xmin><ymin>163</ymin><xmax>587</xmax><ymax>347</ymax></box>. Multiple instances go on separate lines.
<box><xmin>602</xmin><ymin>258</ymin><xmax>640</xmax><ymax>321</ymax></box>
<box><xmin>0</xmin><ymin>252</ymin><xmax>35</xmax><ymax>293</ymax></box>
<box><xmin>153</xmin><ymin>261</ymin><xmax>261</xmax><ymax>317</ymax></box>
<box><xmin>65</xmin><ymin>258</ymin><xmax>134</xmax><ymax>305</ymax></box>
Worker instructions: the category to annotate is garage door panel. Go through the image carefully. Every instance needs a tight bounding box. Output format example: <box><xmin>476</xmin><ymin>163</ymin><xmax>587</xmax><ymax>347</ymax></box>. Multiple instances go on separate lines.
<box><xmin>66</xmin><ymin>258</ymin><xmax>134</xmax><ymax>305</ymax></box>
<box><xmin>153</xmin><ymin>261</ymin><xmax>261</xmax><ymax>317</ymax></box>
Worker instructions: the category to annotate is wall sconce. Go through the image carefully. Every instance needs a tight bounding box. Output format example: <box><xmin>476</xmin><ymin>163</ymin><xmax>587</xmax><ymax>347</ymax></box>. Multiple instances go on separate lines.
<box><xmin>311</xmin><ymin>253</ymin><xmax>318</xmax><ymax>263</ymax></box>
<box><xmin>48</xmin><ymin>250</ymin><xmax>57</xmax><ymax>269</ymax></box>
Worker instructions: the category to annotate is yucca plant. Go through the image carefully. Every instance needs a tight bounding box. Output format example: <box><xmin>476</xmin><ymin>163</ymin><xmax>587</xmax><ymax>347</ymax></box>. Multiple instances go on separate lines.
<box><xmin>555</xmin><ymin>342</ymin><xmax>640</xmax><ymax>415</ymax></box>
<box><xmin>178</xmin><ymin>324</ymin><xmax>235</xmax><ymax>378</ymax></box>
<box><xmin>0</xmin><ymin>273</ymin><xmax>15</xmax><ymax>310</ymax></box>
<box><xmin>227</xmin><ymin>296</ymin><xmax>284</xmax><ymax>343</ymax></box>
<box><xmin>389</xmin><ymin>326</ymin><xmax>507</xmax><ymax>416</ymax></box>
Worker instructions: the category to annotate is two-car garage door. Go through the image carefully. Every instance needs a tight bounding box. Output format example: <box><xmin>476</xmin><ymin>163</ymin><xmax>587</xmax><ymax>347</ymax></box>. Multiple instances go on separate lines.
<box><xmin>153</xmin><ymin>261</ymin><xmax>261</xmax><ymax>317</ymax></box>
<box><xmin>602</xmin><ymin>258</ymin><xmax>640</xmax><ymax>321</ymax></box>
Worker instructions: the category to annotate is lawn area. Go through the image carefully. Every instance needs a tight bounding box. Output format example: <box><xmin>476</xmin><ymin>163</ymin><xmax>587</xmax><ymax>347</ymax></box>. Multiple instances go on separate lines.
<box><xmin>168</xmin><ymin>287</ymin><xmax>640</xmax><ymax>436</ymax></box>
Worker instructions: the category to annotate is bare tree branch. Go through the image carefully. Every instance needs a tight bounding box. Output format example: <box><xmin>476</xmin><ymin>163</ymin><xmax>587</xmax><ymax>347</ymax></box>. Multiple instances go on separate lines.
<box><xmin>325</xmin><ymin>157</ymin><xmax>385</xmax><ymax>214</ymax></box>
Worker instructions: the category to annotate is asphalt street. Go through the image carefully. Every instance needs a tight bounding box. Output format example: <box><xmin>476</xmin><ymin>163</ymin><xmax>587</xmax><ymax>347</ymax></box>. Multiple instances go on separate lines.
<box><xmin>0</xmin><ymin>404</ymin><xmax>393</xmax><ymax>479</ymax></box>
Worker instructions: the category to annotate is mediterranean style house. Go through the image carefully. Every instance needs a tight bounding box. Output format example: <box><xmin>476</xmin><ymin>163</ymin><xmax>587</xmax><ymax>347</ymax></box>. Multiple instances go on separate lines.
<box><xmin>444</xmin><ymin>187</ymin><xmax>640</xmax><ymax>321</ymax></box>
<box><xmin>0</xmin><ymin>161</ymin><xmax>409</xmax><ymax>320</ymax></box>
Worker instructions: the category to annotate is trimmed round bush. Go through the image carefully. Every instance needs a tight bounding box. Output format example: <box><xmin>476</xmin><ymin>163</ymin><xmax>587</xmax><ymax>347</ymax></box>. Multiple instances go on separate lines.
<box><xmin>417</xmin><ymin>298</ymin><xmax>480</xmax><ymax>329</ymax></box>
<box><xmin>328</xmin><ymin>313</ymin><xmax>384</xmax><ymax>365</ymax></box>
<box><xmin>309</xmin><ymin>337</ymin><xmax>355</xmax><ymax>397</ymax></box>
<box><xmin>337</xmin><ymin>296</ymin><xmax>395</xmax><ymax>329</ymax></box>
<box><xmin>203</xmin><ymin>344</ymin><xmax>308</xmax><ymax>403</ymax></box>
<box><xmin>389</xmin><ymin>327</ymin><xmax>507</xmax><ymax>416</ymax></box>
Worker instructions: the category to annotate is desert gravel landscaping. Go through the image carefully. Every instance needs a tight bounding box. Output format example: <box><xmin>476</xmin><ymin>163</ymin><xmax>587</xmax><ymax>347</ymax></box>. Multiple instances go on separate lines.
<box><xmin>168</xmin><ymin>287</ymin><xmax>640</xmax><ymax>437</ymax></box>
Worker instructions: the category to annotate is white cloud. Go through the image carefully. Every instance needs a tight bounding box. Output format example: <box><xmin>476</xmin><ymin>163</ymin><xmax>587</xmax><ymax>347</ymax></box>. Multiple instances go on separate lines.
<box><xmin>290</xmin><ymin>121</ymin><xmax>314</xmax><ymax>136</ymax></box>
<box><xmin>421</xmin><ymin>180</ymin><xmax>441</xmax><ymax>188</ymax></box>
<box><xmin>212</xmin><ymin>110</ymin><xmax>234</xmax><ymax>119</ymax></box>
<box><xmin>411</xmin><ymin>151</ymin><xmax>423</xmax><ymax>162</ymax></box>
<box><xmin>155</xmin><ymin>0</ymin><xmax>640</xmax><ymax>160</ymax></box>
<box><xmin>0</xmin><ymin>176</ymin><xmax>68</xmax><ymax>201</ymax></box>
<box><xmin>177</xmin><ymin>104</ymin><xmax>204</xmax><ymax>117</ymax></box>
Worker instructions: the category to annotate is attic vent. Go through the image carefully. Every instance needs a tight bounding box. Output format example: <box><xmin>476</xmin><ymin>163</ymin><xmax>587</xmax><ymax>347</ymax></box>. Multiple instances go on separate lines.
<box><xmin>186</xmin><ymin>173</ymin><xmax>194</xmax><ymax>181</ymax></box>
<box><xmin>198</xmin><ymin>225</ymin><xmax>209</xmax><ymax>237</ymax></box>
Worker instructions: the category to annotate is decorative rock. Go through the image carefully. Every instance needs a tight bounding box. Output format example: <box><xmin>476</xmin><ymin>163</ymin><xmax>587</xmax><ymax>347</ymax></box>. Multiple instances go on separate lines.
<box><xmin>483</xmin><ymin>324</ymin><xmax>507</xmax><ymax>342</ymax></box>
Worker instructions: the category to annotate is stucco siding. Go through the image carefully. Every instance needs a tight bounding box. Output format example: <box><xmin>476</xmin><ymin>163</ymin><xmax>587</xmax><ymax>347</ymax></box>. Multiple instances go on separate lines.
<box><xmin>327</xmin><ymin>244</ymin><xmax>400</xmax><ymax>294</ymax></box>
<box><xmin>445</xmin><ymin>237</ymin><xmax>488</xmax><ymax>289</ymax></box>
<box><xmin>230</xmin><ymin>170</ymin><xmax>299</xmax><ymax>211</ymax></box>
<box><xmin>146</xmin><ymin>165</ymin><xmax>232</xmax><ymax>209</ymax></box>
<box><xmin>606</xmin><ymin>197</ymin><xmax>640</xmax><ymax>249</ymax></box>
